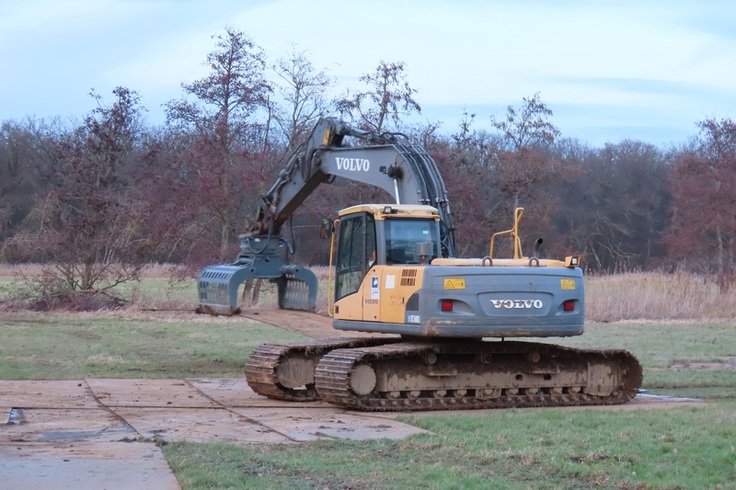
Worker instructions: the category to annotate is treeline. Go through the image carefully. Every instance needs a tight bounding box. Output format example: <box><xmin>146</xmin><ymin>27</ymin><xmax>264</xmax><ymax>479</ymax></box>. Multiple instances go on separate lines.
<box><xmin>1</xmin><ymin>28</ymin><xmax>735</xmax><ymax>300</ymax></box>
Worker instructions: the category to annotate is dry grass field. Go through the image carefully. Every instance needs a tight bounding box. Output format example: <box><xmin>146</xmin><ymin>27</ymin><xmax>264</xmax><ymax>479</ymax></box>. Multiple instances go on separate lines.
<box><xmin>585</xmin><ymin>270</ymin><xmax>736</xmax><ymax>322</ymax></box>
<box><xmin>3</xmin><ymin>263</ymin><xmax>735</xmax><ymax>323</ymax></box>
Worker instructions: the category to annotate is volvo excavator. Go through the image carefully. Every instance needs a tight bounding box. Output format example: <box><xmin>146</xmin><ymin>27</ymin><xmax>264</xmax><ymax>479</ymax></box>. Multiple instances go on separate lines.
<box><xmin>198</xmin><ymin>117</ymin><xmax>642</xmax><ymax>412</ymax></box>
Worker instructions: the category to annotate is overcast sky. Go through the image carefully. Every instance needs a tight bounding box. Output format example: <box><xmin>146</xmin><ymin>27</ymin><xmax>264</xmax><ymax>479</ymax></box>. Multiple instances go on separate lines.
<box><xmin>1</xmin><ymin>0</ymin><xmax>734</xmax><ymax>147</ymax></box>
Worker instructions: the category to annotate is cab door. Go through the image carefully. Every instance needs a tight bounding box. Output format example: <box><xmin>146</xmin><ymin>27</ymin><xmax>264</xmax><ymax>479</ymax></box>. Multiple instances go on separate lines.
<box><xmin>334</xmin><ymin>212</ymin><xmax>378</xmax><ymax>321</ymax></box>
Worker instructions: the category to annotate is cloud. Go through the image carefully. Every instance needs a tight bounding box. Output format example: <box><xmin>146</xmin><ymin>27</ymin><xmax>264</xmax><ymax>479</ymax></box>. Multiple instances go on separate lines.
<box><xmin>0</xmin><ymin>0</ymin><xmax>734</xmax><ymax>146</ymax></box>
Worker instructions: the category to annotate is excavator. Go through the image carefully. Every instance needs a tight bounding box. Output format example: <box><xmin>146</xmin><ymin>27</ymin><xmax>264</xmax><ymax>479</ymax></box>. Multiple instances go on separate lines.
<box><xmin>197</xmin><ymin>117</ymin><xmax>642</xmax><ymax>411</ymax></box>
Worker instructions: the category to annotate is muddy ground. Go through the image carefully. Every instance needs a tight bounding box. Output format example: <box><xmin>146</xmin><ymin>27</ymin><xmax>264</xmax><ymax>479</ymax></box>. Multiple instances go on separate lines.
<box><xmin>0</xmin><ymin>310</ymin><xmax>703</xmax><ymax>489</ymax></box>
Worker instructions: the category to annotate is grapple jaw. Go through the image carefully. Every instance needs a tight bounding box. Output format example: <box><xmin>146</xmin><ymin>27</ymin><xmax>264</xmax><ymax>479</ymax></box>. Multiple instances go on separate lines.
<box><xmin>197</xmin><ymin>235</ymin><xmax>318</xmax><ymax>316</ymax></box>
<box><xmin>275</xmin><ymin>265</ymin><xmax>319</xmax><ymax>311</ymax></box>
<box><xmin>197</xmin><ymin>264</ymin><xmax>246</xmax><ymax>315</ymax></box>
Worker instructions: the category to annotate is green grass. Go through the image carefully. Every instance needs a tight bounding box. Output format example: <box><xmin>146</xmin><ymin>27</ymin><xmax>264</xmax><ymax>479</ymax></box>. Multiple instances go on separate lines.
<box><xmin>0</xmin><ymin>311</ymin><xmax>307</xmax><ymax>379</ymax></box>
<box><xmin>164</xmin><ymin>403</ymin><xmax>736</xmax><ymax>489</ymax></box>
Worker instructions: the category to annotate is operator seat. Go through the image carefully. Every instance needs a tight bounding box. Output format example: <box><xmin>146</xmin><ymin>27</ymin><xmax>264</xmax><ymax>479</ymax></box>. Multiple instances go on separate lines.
<box><xmin>387</xmin><ymin>248</ymin><xmax>407</xmax><ymax>265</ymax></box>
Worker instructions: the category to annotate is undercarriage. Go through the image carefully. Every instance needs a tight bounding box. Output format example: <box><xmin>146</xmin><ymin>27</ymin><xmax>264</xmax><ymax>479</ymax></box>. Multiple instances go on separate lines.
<box><xmin>245</xmin><ymin>337</ymin><xmax>643</xmax><ymax>412</ymax></box>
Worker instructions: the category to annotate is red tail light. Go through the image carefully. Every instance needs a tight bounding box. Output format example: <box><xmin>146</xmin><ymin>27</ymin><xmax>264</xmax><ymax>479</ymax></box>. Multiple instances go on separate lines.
<box><xmin>441</xmin><ymin>300</ymin><xmax>453</xmax><ymax>312</ymax></box>
<box><xmin>563</xmin><ymin>300</ymin><xmax>575</xmax><ymax>312</ymax></box>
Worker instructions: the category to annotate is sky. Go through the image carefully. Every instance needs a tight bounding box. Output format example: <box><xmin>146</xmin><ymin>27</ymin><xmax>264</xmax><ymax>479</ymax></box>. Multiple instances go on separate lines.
<box><xmin>1</xmin><ymin>0</ymin><xmax>735</xmax><ymax>147</ymax></box>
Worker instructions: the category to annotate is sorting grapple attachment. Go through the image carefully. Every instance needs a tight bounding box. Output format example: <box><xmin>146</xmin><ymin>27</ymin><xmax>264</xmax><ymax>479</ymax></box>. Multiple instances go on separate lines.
<box><xmin>276</xmin><ymin>265</ymin><xmax>319</xmax><ymax>311</ymax></box>
<box><xmin>197</xmin><ymin>264</ymin><xmax>251</xmax><ymax>316</ymax></box>
<box><xmin>197</xmin><ymin>235</ymin><xmax>318</xmax><ymax>315</ymax></box>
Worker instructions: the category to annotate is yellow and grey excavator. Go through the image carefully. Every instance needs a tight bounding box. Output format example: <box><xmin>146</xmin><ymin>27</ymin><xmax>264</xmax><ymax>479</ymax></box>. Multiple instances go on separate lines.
<box><xmin>198</xmin><ymin>117</ymin><xmax>642</xmax><ymax>411</ymax></box>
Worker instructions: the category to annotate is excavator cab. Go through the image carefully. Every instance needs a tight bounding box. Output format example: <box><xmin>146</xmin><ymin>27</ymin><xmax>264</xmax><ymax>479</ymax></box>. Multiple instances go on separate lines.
<box><xmin>330</xmin><ymin>204</ymin><xmax>441</xmax><ymax>320</ymax></box>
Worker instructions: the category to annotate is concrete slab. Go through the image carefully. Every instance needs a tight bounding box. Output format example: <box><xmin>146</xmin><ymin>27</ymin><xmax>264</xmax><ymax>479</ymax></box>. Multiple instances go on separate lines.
<box><xmin>0</xmin><ymin>442</ymin><xmax>180</xmax><ymax>490</ymax></box>
<box><xmin>0</xmin><ymin>380</ymin><xmax>100</xmax><ymax>408</ymax></box>
<box><xmin>188</xmin><ymin>377</ymin><xmax>333</xmax><ymax>409</ymax></box>
<box><xmin>1</xmin><ymin>378</ymin><xmax>430</xmax><ymax>447</ymax></box>
<box><xmin>86</xmin><ymin>378</ymin><xmax>220</xmax><ymax>408</ymax></box>
<box><xmin>110</xmin><ymin>406</ymin><xmax>291</xmax><ymax>444</ymax></box>
<box><xmin>0</xmin><ymin>377</ymin><xmax>702</xmax><ymax>490</ymax></box>
<box><xmin>232</xmin><ymin>407</ymin><xmax>429</xmax><ymax>442</ymax></box>
<box><xmin>0</xmin><ymin>408</ymin><xmax>134</xmax><ymax>443</ymax></box>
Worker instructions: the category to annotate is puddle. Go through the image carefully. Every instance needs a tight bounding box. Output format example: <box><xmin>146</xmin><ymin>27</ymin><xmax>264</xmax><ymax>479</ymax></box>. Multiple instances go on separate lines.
<box><xmin>7</xmin><ymin>408</ymin><xmax>24</xmax><ymax>425</ymax></box>
<box><xmin>39</xmin><ymin>430</ymin><xmax>106</xmax><ymax>442</ymax></box>
<box><xmin>637</xmin><ymin>390</ymin><xmax>701</xmax><ymax>402</ymax></box>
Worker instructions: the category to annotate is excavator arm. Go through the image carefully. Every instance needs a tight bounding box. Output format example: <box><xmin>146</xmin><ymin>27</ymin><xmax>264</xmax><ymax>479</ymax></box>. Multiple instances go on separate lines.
<box><xmin>252</xmin><ymin>118</ymin><xmax>455</xmax><ymax>253</ymax></box>
<box><xmin>197</xmin><ymin>117</ymin><xmax>456</xmax><ymax>315</ymax></box>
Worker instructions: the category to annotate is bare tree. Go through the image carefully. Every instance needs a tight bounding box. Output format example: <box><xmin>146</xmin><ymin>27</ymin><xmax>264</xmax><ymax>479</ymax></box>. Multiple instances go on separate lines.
<box><xmin>337</xmin><ymin>60</ymin><xmax>421</xmax><ymax>133</ymax></box>
<box><xmin>668</xmin><ymin>117</ymin><xmax>736</xmax><ymax>288</ymax></box>
<box><xmin>0</xmin><ymin>120</ymin><xmax>49</xmax><ymax>250</ymax></box>
<box><xmin>491</xmin><ymin>92</ymin><xmax>560</xmax><ymax>151</ymax></box>
<box><xmin>490</xmin><ymin>93</ymin><xmax>561</xmax><ymax>211</ymax></box>
<box><xmin>272</xmin><ymin>45</ymin><xmax>334</xmax><ymax>148</ymax></box>
<box><xmin>164</xmin><ymin>27</ymin><xmax>272</xmax><ymax>258</ymax></box>
<box><xmin>6</xmin><ymin>87</ymin><xmax>148</xmax><ymax>308</ymax></box>
<box><xmin>553</xmin><ymin>139</ymin><xmax>669</xmax><ymax>271</ymax></box>
<box><xmin>167</xmin><ymin>27</ymin><xmax>271</xmax><ymax>146</ymax></box>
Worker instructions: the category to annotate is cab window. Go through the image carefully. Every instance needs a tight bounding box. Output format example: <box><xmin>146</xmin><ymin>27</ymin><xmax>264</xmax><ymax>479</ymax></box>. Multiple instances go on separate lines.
<box><xmin>384</xmin><ymin>218</ymin><xmax>438</xmax><ymax>264</ymax></box>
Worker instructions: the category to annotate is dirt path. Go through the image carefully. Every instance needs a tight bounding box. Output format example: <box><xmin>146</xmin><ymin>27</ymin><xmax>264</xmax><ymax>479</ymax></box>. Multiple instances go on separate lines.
<box><xmin>240</xmin><ymin>309</ymin><xmax>391</xmax><ymax>339</ymax></box>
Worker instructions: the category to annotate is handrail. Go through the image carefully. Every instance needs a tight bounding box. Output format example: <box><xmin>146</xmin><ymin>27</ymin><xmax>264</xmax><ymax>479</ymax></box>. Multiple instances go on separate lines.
<box><xmin>489</xmin><ymin>207</ymin><xmax>525</xmax><ymax>259</ymax></box>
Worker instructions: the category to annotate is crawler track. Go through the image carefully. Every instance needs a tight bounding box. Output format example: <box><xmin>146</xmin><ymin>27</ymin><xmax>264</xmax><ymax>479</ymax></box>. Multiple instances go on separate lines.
<box><xmin>313</xmin><ymin>340</ymin><xmax>642</xmax><ymax>412</ymax></box>
<box><xmin>244</xmin><ymin>337</ymin><xmax>402</xmax><ymax>401</ymax></box>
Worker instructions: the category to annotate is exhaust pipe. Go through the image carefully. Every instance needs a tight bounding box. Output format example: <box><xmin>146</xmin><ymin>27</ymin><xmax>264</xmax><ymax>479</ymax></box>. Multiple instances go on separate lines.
<box><xmin>532</xmin><ymin>238</ymin><xmax>543</xmax><ymax>257</ymax></box>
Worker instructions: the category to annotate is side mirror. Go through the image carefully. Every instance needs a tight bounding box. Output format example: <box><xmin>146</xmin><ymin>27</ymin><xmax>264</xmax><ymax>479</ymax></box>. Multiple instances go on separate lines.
<box><xmin>319</xmin><ymin>218</ymin><xmax>332</xmax><ymax>239</ymax></box>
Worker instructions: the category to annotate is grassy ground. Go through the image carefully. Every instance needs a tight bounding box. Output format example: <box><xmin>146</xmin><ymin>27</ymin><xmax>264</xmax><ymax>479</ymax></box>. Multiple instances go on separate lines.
<box><xmin>165</xmin><ymin>403</ymin><xmax>736</xmax><ymax>489</ymax></box>
<box><xmin>1</xmin><ymin>268</ymin><xmax>736</xmax><ymax>488</ymax></box>
<box><xmin>0</xmin><ymin>311</ymin><xmax>307</xmax><ymax>379</ymax></box>
<box><xmin>0</xmin><ymin>309</ymin><xmax>734</xmax><ymax>488</ymax></box>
